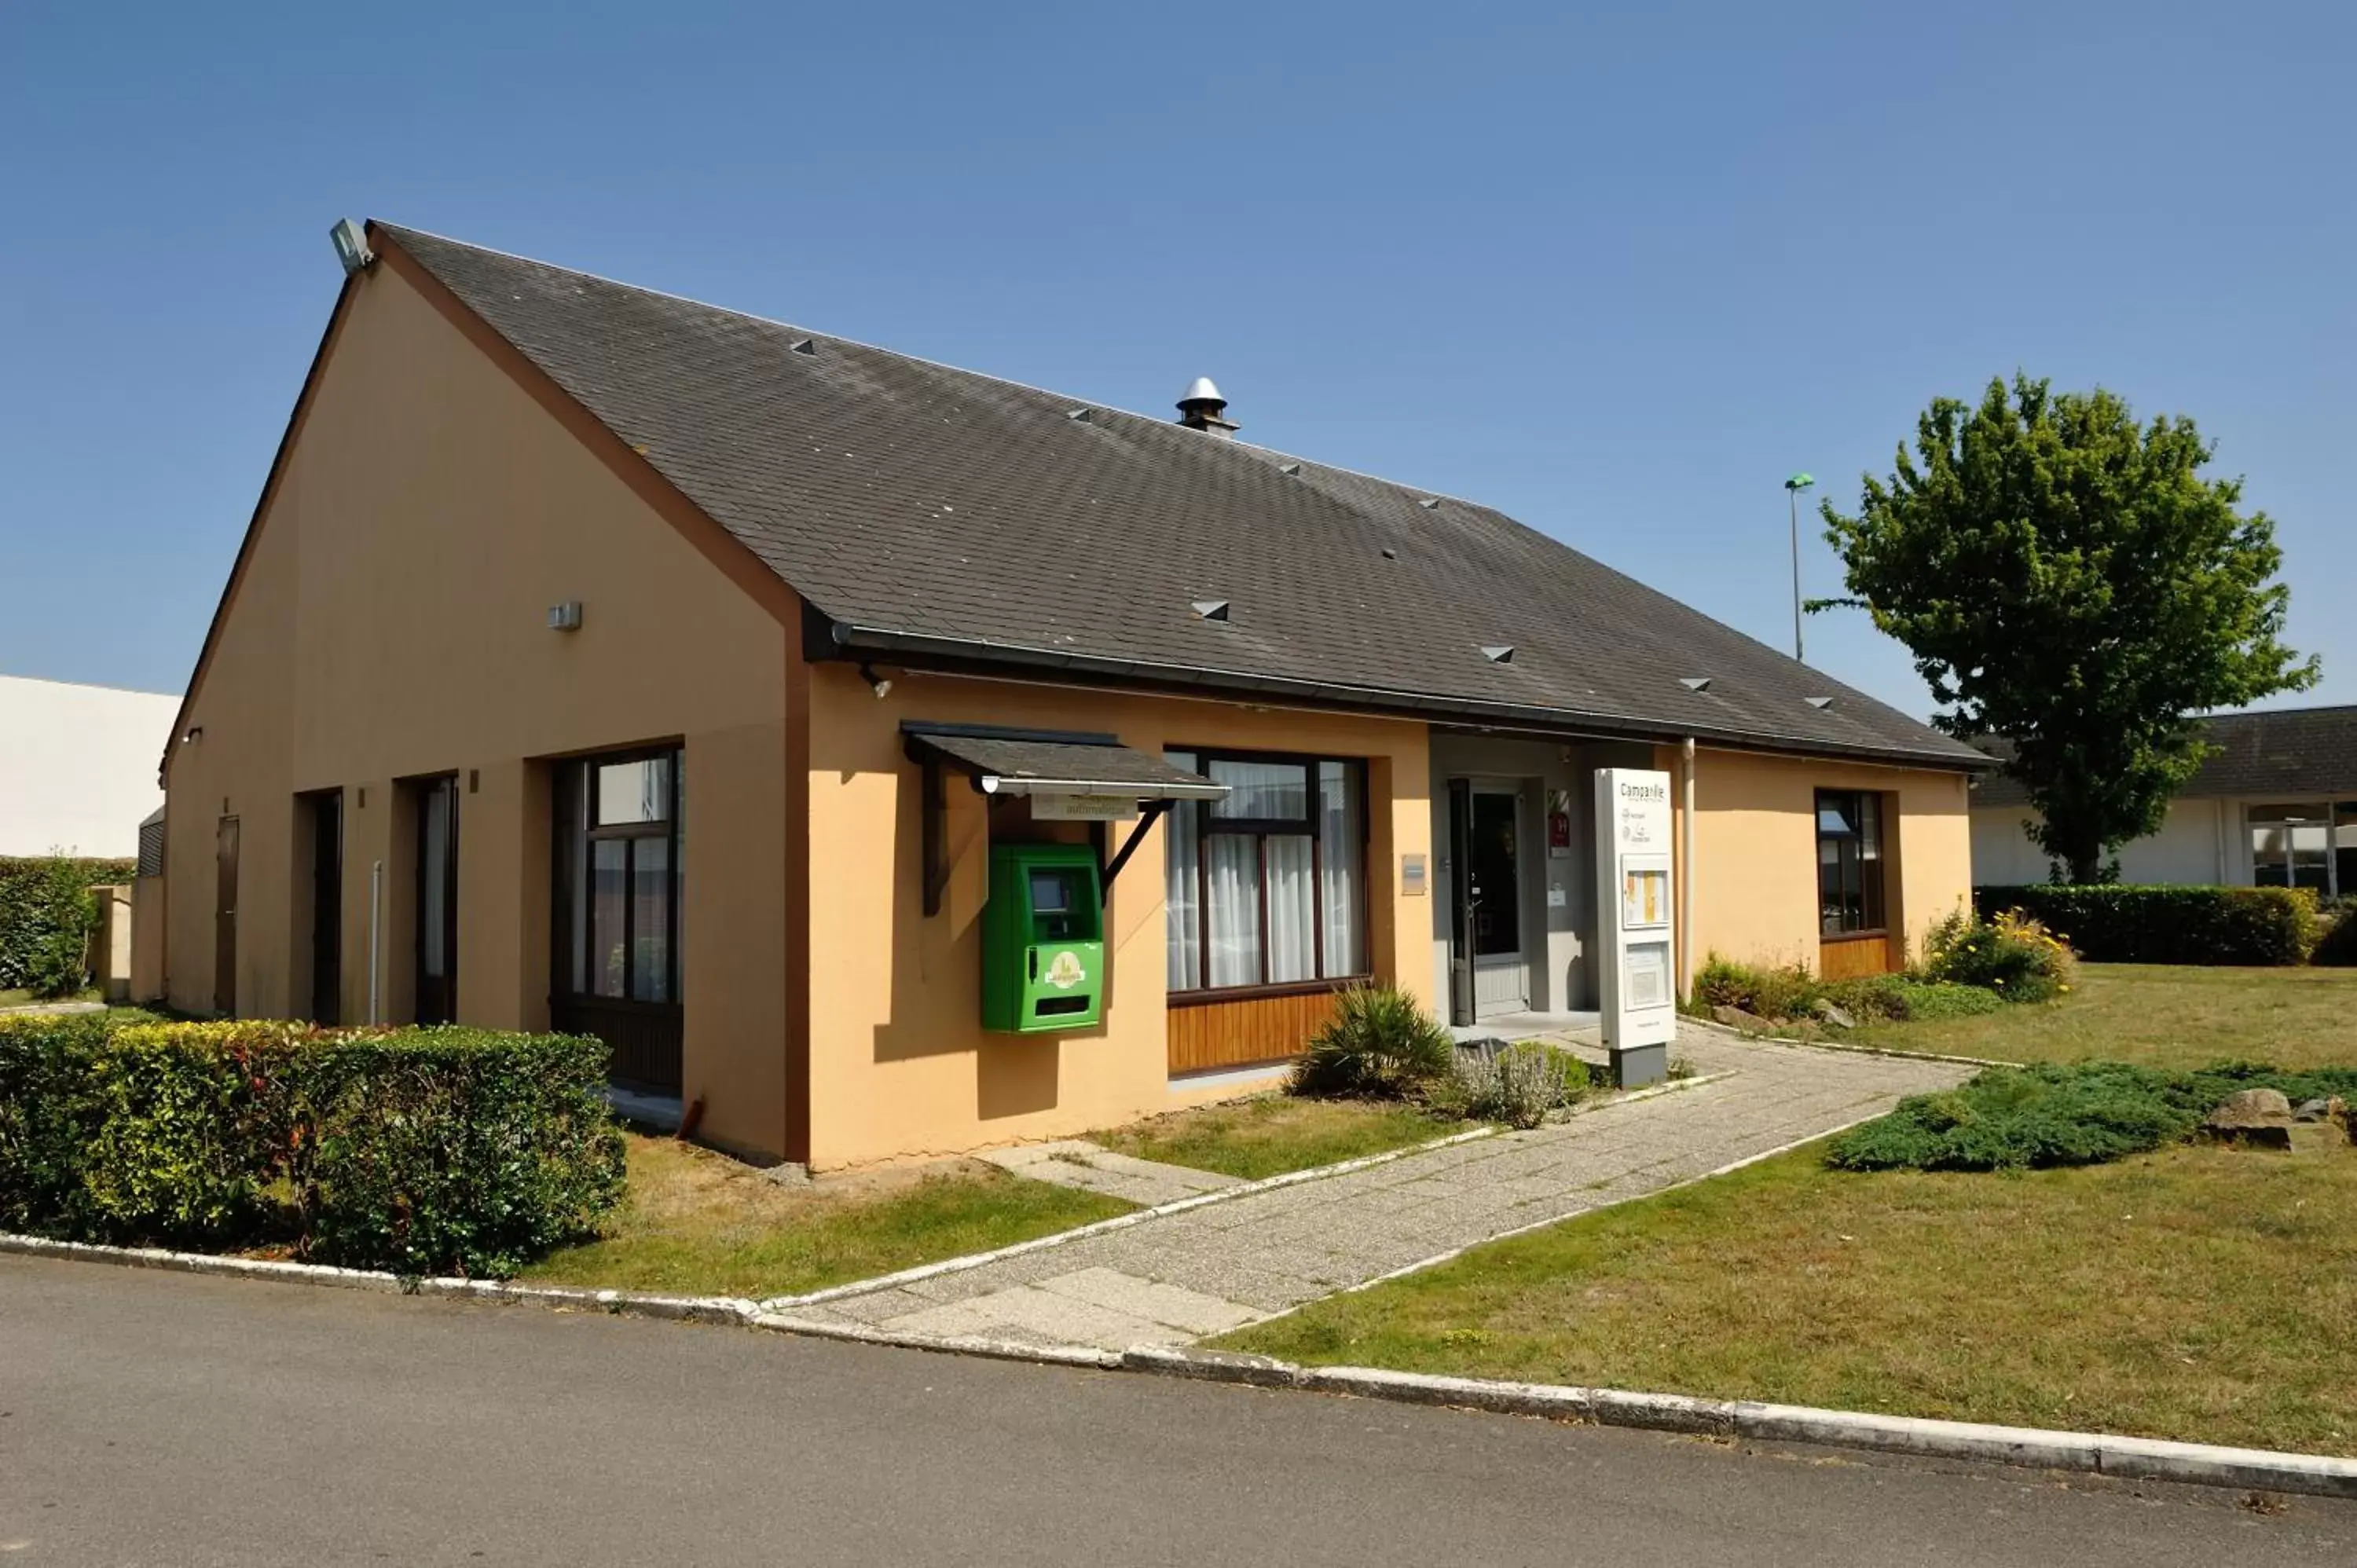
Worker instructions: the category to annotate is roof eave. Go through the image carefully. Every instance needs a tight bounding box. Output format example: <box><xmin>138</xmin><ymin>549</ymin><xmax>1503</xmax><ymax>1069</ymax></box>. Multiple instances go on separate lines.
<box><xmin>822</xmin><ymin>622</ymin><xmax>1992</xmax><ymax>774</ymax></box>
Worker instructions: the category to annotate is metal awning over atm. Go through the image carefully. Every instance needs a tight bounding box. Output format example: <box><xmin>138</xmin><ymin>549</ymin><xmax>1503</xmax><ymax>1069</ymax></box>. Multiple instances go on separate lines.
<box><xmin>900</xmin><ymin>723</ymin><xmax>1228</xmax><ymax>914</ymax></box>
<box><xmin>900</xmin><ymin>724</ymin><xmax>1227</xmax><ymax>801</ymax></box>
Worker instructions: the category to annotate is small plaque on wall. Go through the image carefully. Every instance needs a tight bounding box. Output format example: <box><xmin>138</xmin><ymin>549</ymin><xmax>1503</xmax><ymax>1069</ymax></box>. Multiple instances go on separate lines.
<box><xmin>1402</xmin><ymin>852</ymin><xmax>1428</xmax><ymax>896</ymax></box>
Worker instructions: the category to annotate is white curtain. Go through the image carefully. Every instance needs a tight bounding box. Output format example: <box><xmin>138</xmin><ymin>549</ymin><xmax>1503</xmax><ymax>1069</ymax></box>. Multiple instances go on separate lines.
<box><xmin>1265</xmin><ymin>836</ymin><xmax>1316</xmax><ymax>982</ymax></box>
<box><xmin>1206</xmin><ymin>835</ymin><xmax>1263</xmax><ymax>986</ymax></box>
<box><xmin>1318</xmin><ymin>761</ymin><xmax>1365</xmax><ymax>976</ymax></box>
<box><xmin>1164</xmin><ymin>753</ymin><xmax>1201</xmax><ymax>990</ymax></box>
<box><xmin>1210</xmin><ymin>759</ymin><xmax>1307</xmax><ymax>819</ymax></box>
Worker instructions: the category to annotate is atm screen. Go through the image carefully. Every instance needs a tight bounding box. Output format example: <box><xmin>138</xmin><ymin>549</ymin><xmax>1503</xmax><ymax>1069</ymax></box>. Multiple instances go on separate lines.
<box><xmin>1029</xmin><ymin>869</ymin><xmax>1085</xmax><ymax>938</ymax></box>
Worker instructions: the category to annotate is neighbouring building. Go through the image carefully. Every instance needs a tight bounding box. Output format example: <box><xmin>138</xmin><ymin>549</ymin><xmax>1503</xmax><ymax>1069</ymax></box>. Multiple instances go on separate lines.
<box><xmin>0</xmin><ymin>674</ymin><xmax>178</xmax><ymax>858</ymax></box>
<box><xmin>1971</xmin><ymin>705</ymin><xmax>2357</xmax><ymax>894</ymax></box>
<box><xmin>155</xmin><ymin>218</ymin><xmax>1985</xmax><ymax>1168</ymax></box>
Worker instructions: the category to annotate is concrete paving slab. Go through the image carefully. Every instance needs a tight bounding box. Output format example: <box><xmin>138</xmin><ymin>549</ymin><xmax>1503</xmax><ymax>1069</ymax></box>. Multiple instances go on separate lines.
<box><xmin>1036</xmin><ymin>1266</ymin><xmax>1259</xmax><ymax>1335</ymax></box>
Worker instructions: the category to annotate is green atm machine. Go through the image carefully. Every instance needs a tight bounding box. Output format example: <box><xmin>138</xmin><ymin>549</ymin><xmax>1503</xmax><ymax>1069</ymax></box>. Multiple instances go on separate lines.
<box><xmin>981</xmin><ymin>843</ymin><xmax>1105</xmax><ymax>1033</ymax></box>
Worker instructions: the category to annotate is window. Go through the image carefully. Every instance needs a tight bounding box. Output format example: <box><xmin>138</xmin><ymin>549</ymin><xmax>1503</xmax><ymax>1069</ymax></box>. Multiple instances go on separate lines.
<box><xmin>2340</xmin><ymin>804</ymin><xmax>2357</xmax><ymax>898</ymax></box>
<box><xmin>2249</xmin><ymin>803</ymin><xmax>2332</xmax><ymax>892</ymax></box>
<box><xmin>1816</xmin><ymin>790</ymin><xmax>1886</xmax><ymax>936</ymax></box>
<box><xmin>1164</xmin><ymin>749</ymin><xmax>1368</xmax><ymax>993</ymax></box>
<box><xmin>555</xmin><ymin>748</ymin><xmax>683</xmax><ymax>1006</ymax></box>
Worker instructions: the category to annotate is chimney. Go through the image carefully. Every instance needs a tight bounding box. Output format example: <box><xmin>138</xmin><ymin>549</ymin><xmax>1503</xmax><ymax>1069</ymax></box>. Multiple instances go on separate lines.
<box><xmin>1175</xmin><ymin>376</ymin><xmax>1238</xmax><ymax>438</ymax></box>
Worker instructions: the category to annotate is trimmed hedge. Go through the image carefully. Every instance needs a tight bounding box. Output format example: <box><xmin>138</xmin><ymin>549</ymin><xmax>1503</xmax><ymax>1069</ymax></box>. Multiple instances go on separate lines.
<box><xmin>0</xmin><ymin>1015</ymin><xmax>624</xmax><ymax>1276</ymax></box>
<box><xmin>0</xmin><ymin>855</ymin><xmax>134</xmax><ymax>996</ymax></box>
<box><xmin>1973</xmin><ymin>884</ymin><xmax>2319</xmax><ymax>966</ymax></box>
<box><xmin>2315</xmin><ymin>910</ymin><xmax>2357</xmax><ymax>968</ymax></box>
<box><xmin>1828</xmin><ymin>1060</ymin><xmax>2357</xmax><ymax>1173</ymax></box>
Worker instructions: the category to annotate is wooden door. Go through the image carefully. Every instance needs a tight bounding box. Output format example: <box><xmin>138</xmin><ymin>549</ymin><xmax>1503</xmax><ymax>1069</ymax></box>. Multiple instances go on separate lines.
<box><xmin>214</xmin><ymin>815</ymin><xmax>239</xmax><ymax>1016</ymax></box>
<box><xmin>415</xmin><ymin>777</ymin><xmax>459</xmax><ymax>1024</ymax></box>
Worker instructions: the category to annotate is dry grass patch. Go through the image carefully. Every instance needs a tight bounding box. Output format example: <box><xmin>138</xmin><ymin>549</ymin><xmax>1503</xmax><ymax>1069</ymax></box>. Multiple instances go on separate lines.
<box><xmin>519</xmin><ymin>1134</ymin><xmax>1131</xmax><ymax>1299</ymax></box>
<box><xmin>1843</xmin><ymin>963</ymin><xmax>2357</xmax><ymax>1072</ymax></box>
<box><xmin>1224</xmin><ymin>1140</ymin><xmax>2357</xmax><ymax>1455</ymax></box>
<box><xmin>1091</xmin><ymin>1094</ymin><xmax>1468</xmax><ymax>1179</ymax></box>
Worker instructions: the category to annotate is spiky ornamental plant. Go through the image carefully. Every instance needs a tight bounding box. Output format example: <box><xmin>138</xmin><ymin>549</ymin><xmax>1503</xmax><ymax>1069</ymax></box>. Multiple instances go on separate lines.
<box><xmin>1820</xmin><ymin>376</ymin><xmax>2316</xmax><ymax>883</ymax></box>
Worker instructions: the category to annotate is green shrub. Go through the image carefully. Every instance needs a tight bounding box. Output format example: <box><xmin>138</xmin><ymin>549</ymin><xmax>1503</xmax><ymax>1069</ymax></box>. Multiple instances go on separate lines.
<box><xmin>1452</xmin><ymin>1042</ymin><xmax>1589</xmax><ymax>1129</ymax></box>
<box><xmin>1974</xmin><ymin>884</ymin><xmax>2319</xmax><ymax>966</ymax></box>
<box><xmin>1692</xmin><ymin>955</ymin><xmax>1821</xmax><ymax>1020</ymax></box>
<box><xmin>0</xmin><ymin>855</ymin><xmax>132</xmax><ymax>997</ymax></box>
<box><xmin>0</xmin><ymin>1015</ymin><xmax>623</xmax><ymax>1275</ymax></box>
<box><xmin>1827</xmin><ymin>1060</ymin><xmax>2357</xmax><ymax>1173</ymax></box>
<box><xmin>1923</xmin><ymin>909</ymin><xmax>2075</xmax><ymax>1002</ymax></box>
<box><xmin>2312</xmin><ymin>909</ymin><xmax>2357</xmax><ymax>968</ymax></box>
<box><xmin>1290</xmin><ymin>985</ymin><xmax>1456</xmax><ymax>1101</ymax></box>
<box><xmin>1819</xmin><ymin>974</ymin><xmax>2006</xmax><ymax>1022</ymax></box>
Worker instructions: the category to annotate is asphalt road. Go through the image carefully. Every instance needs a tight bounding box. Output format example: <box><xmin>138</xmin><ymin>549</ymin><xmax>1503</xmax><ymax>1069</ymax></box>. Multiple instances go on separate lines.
<box><xmin>5</xmin><ymin>1257</ymin><xmax>2355</xmax><ymax>1566</ymax></box>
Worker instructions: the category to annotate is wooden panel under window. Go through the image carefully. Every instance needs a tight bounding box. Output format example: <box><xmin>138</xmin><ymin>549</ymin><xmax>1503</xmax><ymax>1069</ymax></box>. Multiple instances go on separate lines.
<box><xmin>1167</xmin><ymin>984</ymin><xmax>1351</xmax><ymax>1074</ymax></box>
<box><xmin>1819</xmin><ymin>932</ymin><xmax>1897</xmax><ymax>980</ymax></box>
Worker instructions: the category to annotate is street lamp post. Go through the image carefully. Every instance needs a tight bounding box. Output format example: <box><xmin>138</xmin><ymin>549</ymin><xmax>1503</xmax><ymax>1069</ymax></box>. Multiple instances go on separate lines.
<box><xmin>1783</xmin><ymin>472</ymin><xmax>1815</xmax><ymax>662</ymax></box>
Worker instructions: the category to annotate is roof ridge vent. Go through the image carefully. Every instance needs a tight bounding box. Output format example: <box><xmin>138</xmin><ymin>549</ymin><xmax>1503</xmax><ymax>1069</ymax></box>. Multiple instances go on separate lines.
<box><xmin>1681</xmin><ymin>677</ymin><xmax>1713</xmax><ymax>692</ymax></box>
<box><xmin>1480</xmin><ymin>644</ymin><xmax>1516</xmax><ymax>665</ymax></box>
<box><xmin>1279</xmin><ymin>462</ymin><xmax>1302</xmax><ymax>476</ymax></box>
<box><xmin>1805</xmin><ymin>695</ymin><xmax>1834</xmax><ymax>709</ymax></box>
<box><xmin>1067</xmin><ymin>407</ymin><xmax>1095</xmax><ymax>423</ymax></box>
<box><xmin>790</xmin><ymin>337</ymin><xmax>818</xmax><ymax>356</ymax></box>
<box><xmin>1417</xmin><ymin>497</ymin><xmax>1441</xmax><ymax>510</ymax></box>
<box><xmin>1191</xmin><ymin>599</ymin><xmax>1232</xmax><ymax>621</ymax></box>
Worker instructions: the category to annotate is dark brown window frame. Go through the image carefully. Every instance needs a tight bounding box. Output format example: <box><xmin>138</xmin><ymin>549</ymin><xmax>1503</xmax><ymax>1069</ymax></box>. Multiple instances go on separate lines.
<box><xmin>1165</xmin><ymin>746</ymin><xmax>1373</xmax><ymax>1004</ymax></box>
<box><xmin>1816</xmin><ymin>788</ymin><xmax>1888</xmax><ymax>938</ymax></box>
<box><xmin>552</xmin><ymin>746</ymin><xmax>684</xmax><ymax>1011</ymax></box>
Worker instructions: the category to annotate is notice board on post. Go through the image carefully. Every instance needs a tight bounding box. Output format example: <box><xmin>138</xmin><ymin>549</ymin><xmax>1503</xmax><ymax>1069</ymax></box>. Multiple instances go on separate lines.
<box><xmin>1594</xmin><ymin>768</ymin><xmax>1676</xmax><ymax>1083</ymax></box>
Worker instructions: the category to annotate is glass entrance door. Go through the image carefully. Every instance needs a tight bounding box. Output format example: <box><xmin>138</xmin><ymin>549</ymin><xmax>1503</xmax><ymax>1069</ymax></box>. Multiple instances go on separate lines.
<box><xmin>1468</xmin><ymin>786</ymin><xmax>1529</xmax><ymax>1017</ymax></box>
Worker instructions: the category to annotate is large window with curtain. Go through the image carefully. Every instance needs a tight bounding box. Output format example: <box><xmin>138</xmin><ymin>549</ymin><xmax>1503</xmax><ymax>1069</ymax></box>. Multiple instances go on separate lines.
<box><xmin>1164</xmin><ymin>749</ymin><xmax>1369</xmax><ymax>995</ymax></box>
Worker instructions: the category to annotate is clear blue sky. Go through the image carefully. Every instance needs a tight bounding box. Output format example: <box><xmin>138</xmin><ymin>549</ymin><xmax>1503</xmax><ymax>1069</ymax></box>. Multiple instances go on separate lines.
<box><xmin>4</xmin><ymin>1</ymin><xmax>2349</xmax><ymax>716</ymax></box>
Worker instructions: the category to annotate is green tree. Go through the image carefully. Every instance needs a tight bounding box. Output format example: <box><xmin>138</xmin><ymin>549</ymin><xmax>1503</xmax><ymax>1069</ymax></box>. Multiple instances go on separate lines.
<box><xmin>1820</xmin><ymin>376</ymin><xmax>2317</xmax><ymax>883</ymax></box>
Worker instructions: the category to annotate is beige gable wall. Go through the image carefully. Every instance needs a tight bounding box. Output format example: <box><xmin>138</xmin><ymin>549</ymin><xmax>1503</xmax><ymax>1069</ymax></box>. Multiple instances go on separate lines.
<box><xmin>163</xmin><ymin>258</ymin><xmax>794</xmax><ymax>1157</ymax></box>
<box><xmin>1670</xmin><ymin>746</ymin><xmax>1973</xmax><ymax>973</ymax></box>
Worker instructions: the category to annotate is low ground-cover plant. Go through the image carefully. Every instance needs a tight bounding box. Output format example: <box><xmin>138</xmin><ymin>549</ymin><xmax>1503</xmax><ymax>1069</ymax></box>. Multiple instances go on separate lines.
<box><xmin>0</xmin><ymin>1013</ymin><xmax>622</xmax><ymax>1275</ymax></box>
<box><xmin>1974</xmin><ymin>884</ymin><xmax>2320</xmax><ymax>966</ymax></box>
<box><xmin>1291</xmin><ymin>985</ymin><xmax>1457</xmax><ymax>1101</ymax></box>
<box><xmin>1923</xmin><ymin>908</ymin><xmax>2074</xmax><ymax>1002</ymax></box>
<box><xmin>1828</xmin><ymin>1060</ymin><xmax>2357</xmax><ymax>1173</ymax></box>
<box><xmin>2312</xmin><ymin>907</ymin><xmax>2357</xmax><ymax>968</ymax></box>
<box><xmin>1693</xmin><ymin>957</ymin><xmax>2006</xmax><ymax>1025</ymax></box>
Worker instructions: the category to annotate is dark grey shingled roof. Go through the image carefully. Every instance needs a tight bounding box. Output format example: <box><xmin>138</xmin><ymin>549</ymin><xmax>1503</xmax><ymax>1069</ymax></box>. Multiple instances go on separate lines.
<box><xmin>376</xmin><ymin>222</ymin><xmax>1985</xmax><ymax>770</ymax></box>
<box><xmin>1974</xmin><ymin>706</ymin><xmax>2357</xmax><ymax>808</ymax></box>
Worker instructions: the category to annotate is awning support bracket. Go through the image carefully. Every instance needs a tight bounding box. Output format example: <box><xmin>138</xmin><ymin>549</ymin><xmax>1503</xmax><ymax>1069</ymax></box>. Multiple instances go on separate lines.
<box><xmin>1101</xmin><ymin>800</ymin><xmax>1171</xmax><ymax>890</ymax></box>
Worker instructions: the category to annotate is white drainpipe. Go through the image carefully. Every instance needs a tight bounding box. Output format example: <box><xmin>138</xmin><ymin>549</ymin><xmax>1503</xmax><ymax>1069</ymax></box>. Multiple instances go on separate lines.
<box><xmin>1680</xmin><ymin>738</ymin><xmax>1696</xmax><ymax>999</ymax></box>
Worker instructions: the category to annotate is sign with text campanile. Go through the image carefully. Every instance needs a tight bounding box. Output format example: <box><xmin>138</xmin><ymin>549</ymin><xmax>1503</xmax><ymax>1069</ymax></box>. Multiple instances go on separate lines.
<box><xmin>1595</xmin><ymin>768</ymin><xmax>1676</xmax><ymax>1086</ymax></box>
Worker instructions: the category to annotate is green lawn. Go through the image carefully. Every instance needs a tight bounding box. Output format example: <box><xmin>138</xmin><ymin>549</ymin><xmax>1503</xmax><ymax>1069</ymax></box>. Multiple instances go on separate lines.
<box><xmin>520</xmin><ymin>1135</ymin><xmax>1131</xmax><ymax>1299</ymax></box>
<box><xmin>1844</xmin><ymin>963</ymin><xmax>2357</xmax><ymax>1072</ymax></box>
<box><xmin>1091</xmin><ymin>1094</ymin><xmax>1469</xmax><ymax>1179</ymax></box>
<box><xmin>1223</xmin><ymin>1140</ymin><xmax>2357</xmax><ymax>1455</ymax></box>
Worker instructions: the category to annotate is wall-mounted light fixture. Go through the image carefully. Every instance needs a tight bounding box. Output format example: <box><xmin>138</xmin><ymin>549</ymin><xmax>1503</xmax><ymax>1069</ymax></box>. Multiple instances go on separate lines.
<box><xmin>182</xmin><ymin>726</ymin><xmax>203</xmax><ymax>745</ymax></box>
<box><xmin>329</xmin><ymin>218</ymin><xmax>375</xmax><ymax>277</ymax></box>
<box><xmin>860</xmin><ymin>661</ymin><xmax>893</xmax><ymax>700</ymax></box>
<box><xmin>548</xmin><ymin>601</ymin><xmax>583</xmax><ymax>632</ymax></box>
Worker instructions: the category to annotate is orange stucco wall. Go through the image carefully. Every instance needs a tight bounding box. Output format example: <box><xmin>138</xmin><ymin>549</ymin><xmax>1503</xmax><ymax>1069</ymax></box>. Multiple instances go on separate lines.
<box><xmin>802</xmin><ymin>664</ymin><xmax>1432</xmax><ymax>1168</ymax></box>
<box><xmin>162</xmin><ymin>259</ymin><xmax>795</xmax><ymax>1158</ymax></box>
<box><xmin>1664</xmin><ymin>744</ymin><xmax>1973</xmax><ymax>973</ymax></box>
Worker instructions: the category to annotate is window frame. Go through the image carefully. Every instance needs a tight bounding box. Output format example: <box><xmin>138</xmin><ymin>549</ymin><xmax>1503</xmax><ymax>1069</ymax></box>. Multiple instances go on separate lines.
<box><xmin>1815</xmin><ymin>788</ymin><xmax>1888</xmax><ymax>938</ymax></box>
<box><xmin>2249</xmin><ymin>801</ymin><xmax>2336</xmax><ymax>894</ymax></box>
<box><xmin>1166</xmin><ymin>746</ymin><xmax>1372</xmax><ymax>1004</ymax></box>
<box><xmin>552</xmin><ymin>745</ymin><xmax>684</xmax><ymax>1012</ymax></box>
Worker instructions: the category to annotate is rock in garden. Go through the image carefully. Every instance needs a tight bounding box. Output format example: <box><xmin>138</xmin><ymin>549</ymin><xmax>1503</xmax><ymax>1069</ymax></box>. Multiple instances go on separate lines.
<box><xmin>1813</xmin><ymin>1000</ymin><xmax>1859</xmax><ymax>1030</ymax></box>
<box><xmin>2204</xmin><ymin>1088</ymin><xmax>2294</xmax><ymax>1149</ymax></box>
<box><xmin>2291</xmin><ymin>1097</ymin><xmax>2341</xmax><ymax>1123</ymax></box>
<box><xmin>1710</xmin><ymin>1004</ymin><xmax>1773</xmax><ymax>1034</ymax></box>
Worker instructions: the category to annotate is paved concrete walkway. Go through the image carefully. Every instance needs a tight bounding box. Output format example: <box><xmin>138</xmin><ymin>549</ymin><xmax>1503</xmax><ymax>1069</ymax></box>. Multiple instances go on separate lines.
<box><xmin>772</xmin><ymin>1030</ymin><xmax>1969</xmax><ymax>1350</ymax></box>
<box><xmin>977</xmin><ymin>1140</ymin><xmax>1248</xmax><ymax>1207</ymax></box>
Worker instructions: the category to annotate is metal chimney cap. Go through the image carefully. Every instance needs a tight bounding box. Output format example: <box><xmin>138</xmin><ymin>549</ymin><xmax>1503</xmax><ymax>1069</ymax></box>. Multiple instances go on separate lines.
<box><xmin>1178</xmin><ymin>376</ymin><xmax>1225</xmax><ymax>408</ymax></box>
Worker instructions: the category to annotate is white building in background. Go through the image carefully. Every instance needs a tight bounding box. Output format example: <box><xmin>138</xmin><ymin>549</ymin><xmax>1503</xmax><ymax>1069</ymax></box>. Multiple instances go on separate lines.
<box><xmin>1970</xmin><ymin>705</ymin><xmax>2357</xmax><ymax>894</ymax></box>
<box><xmin>0</xmin><ymin>675</ymin><xmax>181</xmax><ymax>858</ymax></box>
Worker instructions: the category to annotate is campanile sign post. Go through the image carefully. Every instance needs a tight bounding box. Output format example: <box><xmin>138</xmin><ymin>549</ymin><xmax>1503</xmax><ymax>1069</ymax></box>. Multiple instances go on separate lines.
<box><xmin>1594</xmin><ymin>768</ymin><xmax>1677</xmax><ymax>1086</ymax></box>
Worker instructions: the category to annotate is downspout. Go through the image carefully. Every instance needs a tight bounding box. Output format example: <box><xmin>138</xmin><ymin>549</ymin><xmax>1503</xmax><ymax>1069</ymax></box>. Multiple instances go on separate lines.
<box><xmin>1680</xmin><ymin>738</ymin><xmax>1696</xmax><ymax>1000</ymax></box>
<box><xmin>368</xmin><ymin>859</ymin><xmax>383</xmax><ymax>1025</ymax></box>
